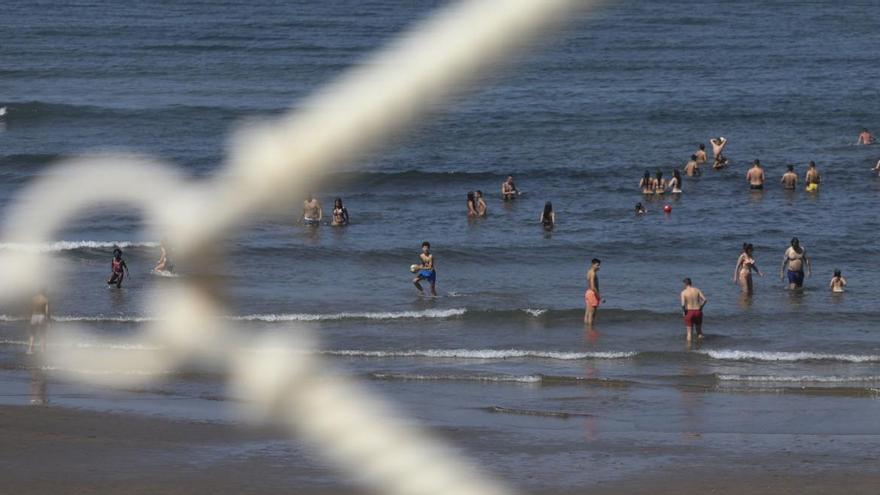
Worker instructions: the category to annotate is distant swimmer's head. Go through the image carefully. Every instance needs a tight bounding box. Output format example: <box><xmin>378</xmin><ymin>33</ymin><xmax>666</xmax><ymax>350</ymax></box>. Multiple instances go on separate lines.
<box><xmin>863</xmin><ymin>128</ymin><xmax>869</xmax><ymax>133</ymax></box>
<box><xmin>808</xmin><ymin>161</ymin><xmax>816</xmax><ymax>168</ymax></box>
<box><xmin>656</xmin><ymin>170</ymin><xmax>663</xmax><ymax>179</ymax></box>
<box><xmin>834</xmin><ymin>268</ymin><xmax>842</xmax><ymax>277</ymax></box>
<box><xmin>673</xmin><ymin>169</ymin><xmax>681</xmax><ymax>180</ymax></box>
<box><xmin>742</xmin><ymin>243</ymin><xmax>754</xmax><ymax>255</ymax></box>
<box><xmin>690</xmin><ymin>154</ymin><xmax>697</xmax><ymax>161</ymax></box>
<box><xmin>787</xmin><ymin>164</ymin><xmax>794</xmax><ymax>171</ymax></box>
<box><xmin>467</xmin><ymin>191</ymin><xmax>475</xmax><ymax>203</ymax></box>
<box><xmin>543</xmin><ymin>201</ymin><xmax>553</xmax><ymax>215</ymax></box>
<box><xmin>683</xmin><ymin>277</ymin><xmax>692</xmax><ymax>286</ymax></box>
<box><xmin>643</xmin><ymin>170</ymin><xmax>651</xmax><ymax>180</ymax></box>
<box><xmin>791</xmin><ymin>237</ymin><xmax>800</xmax><ymax>248</ymax></box>
<box><xmin>753</xmin><ymin>159</ymin><xmax>761</xmax><ymax>167</ymax></box>
<box><xmin>334</xmin><ymin>197</ymin><xmax>343</xmax><ymax>208</ymax></box>
<box><xmin>635</xmin><ymin>202</ymin><xmax>645</xmax><ymax>214</ymax></box>
<box><xmin>591</xmin><ymin>258</ymin><xmax>601</xmax><ymax>271</ymax></box>
<box><xmin>506</xmin><ymin>176</ymin><xmax>513</xmax><ymax>183</ymax></box>
<box><xmin>112</xmin><ymin>247</ymin><xmax>122</xmax><ymax>258</ymax></box>
<box><xmin>699</xmin><ymin>143</ymin><xmax>705</xmax><ymax>150</ymax></box>
<box><xmin>475</xmin><ymin>190</ymin><xmax>483</xmax><ymax>198</ymax></box>
<box><xmin>421</xmin><ymin>241</ymin><xmax>431</xmax><ymax>253</ymax></box>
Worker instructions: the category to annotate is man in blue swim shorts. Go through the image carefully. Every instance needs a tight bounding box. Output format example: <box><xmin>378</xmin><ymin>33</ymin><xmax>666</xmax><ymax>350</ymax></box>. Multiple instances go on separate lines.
<box><xmin>412</xmin><ymin>241</ymin><xmax>437</xmax><ymax>296</ymax></box>
<box><xmin>780</xmin><ymin>237</ymin><xmax>810</xmax><ymax>290</ymax></box>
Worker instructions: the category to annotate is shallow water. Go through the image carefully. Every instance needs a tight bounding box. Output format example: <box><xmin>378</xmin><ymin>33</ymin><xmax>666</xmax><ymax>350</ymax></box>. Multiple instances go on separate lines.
<box><xmin>2</xmin><ymin>0</ymin><xmax>880</xmax><ymax>489</ymax></box>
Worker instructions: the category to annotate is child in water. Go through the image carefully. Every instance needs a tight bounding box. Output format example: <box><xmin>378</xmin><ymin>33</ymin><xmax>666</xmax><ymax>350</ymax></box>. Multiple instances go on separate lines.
<box><xmin>635</xmin><ymin>202</ymin><xmax>646</xmax><ymax>215</ymax></box>
<box><xmin>829</xmin><ymin>269</ymin><xmax>847</xmax><ymax>293</ymax></box>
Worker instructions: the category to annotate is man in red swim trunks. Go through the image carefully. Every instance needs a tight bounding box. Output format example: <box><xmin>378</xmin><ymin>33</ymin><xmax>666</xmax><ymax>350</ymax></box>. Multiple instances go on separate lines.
<box><xmin>680</xmin><ymin>278</ymin><xmax>707</xmax><ymax>342</ymax></box>
<box><xmin>584</xmin><ymin>258</ymin><xmax>601</xmax><ymax>327</ymax></box>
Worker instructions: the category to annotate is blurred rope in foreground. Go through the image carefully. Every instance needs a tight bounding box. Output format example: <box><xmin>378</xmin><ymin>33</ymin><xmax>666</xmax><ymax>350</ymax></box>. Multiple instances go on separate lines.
<box><xmin>0</xmin><ymin>1</ymin><xmax>589</xmax><ymax>494</ymax></box>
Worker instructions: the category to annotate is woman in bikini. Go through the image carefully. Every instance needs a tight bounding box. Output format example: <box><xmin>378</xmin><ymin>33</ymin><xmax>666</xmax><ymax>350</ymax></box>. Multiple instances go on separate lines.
<box><xmin>668</xmin><ymin>169</ymin><xmax>682</xmax><ymax>194</ymax></box>
<box><xmin>653</xmin><ymin>170</ymin><xmax>666</xmax><ymax>195</ymax></box>
<box><xmin>466</xmin><ymin>191</ymin><xmax>477</xmax><ymax>216</ymax></box>
<box><xmin>733</xmin><ymin>243</ymin><xmax>763</xmax><ymax>294</ymax></box>
<box><xmin>331</xmin><ymin>197</ymin><xmax>350</xmax><ymax>226</ymax></box>
<box><xmin>640</xmin><ymin>170</ymin><xmax>654</xmax><ymax>194</ymax></box>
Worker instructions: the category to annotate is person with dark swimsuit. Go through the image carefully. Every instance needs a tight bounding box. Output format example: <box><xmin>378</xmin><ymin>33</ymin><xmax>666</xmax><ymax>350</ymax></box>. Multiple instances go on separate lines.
<box><xmin>107</xmin><ymin>247</ymin><xmax>129</xmax><ymax>288</ymax></box>
<box><xmin>540</xmin><ymin>201</ymin><xmax>555</xmax><ymax>230</ymax></box>
<box><xmin>331</xmin><ymin>197</ymin><xmax>350</xmax><ymax>226</ymax></box>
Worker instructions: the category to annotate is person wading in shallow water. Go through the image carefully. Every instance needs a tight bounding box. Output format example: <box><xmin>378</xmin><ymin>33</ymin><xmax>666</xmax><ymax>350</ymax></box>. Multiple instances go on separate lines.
<box><xmin>27</xmin><ymin>288</ymin><xmax>50</xmax><ymax>355</ymax></box>
<box><xmin>680</xmin><ymin>278</ymin><xmax>707</xmax><ymax>343</ymax></box>
<box><xmin>107</xmin><ymin>247</ymin><xmax>130</xmax><ymax>289</ymax></box>
<box><xmin>584</xmin><ymin>259</ymin><xmax>601</xmax><ymax>327</ymax></box>
<box><xmin>733</xmin><ymin>243</ymin><xmax>763</xmax><ymax>294</ymax></box>
<box><xmin>781</xmin><ymin>237</ymin><xmax>811</xmax><ymax>290</ymax></box>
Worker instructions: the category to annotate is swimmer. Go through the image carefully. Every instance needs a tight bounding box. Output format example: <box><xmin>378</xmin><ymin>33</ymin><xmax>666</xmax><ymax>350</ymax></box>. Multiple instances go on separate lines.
<box><xmin>746</xmin><ymin>159</ymin><xmax>765</xmax><ymax>190</ymax></box>
<box><xmin>501</xmin><ymin>176</ymin><xmax>519</xmax><ymax>200</ymax></box>
<box><xmin>711</xmin><ymin>137</ymin><xmax>728</xmax><ymax>169</ymax></box>
<box><xmin>107</xmin><ymin>247</ymin><xmax>129</xmax><ymax>289</ymax></box>
<box><xmin>635</xmin><ymin>202</ymin><xmax>646</xmax><ymax>215</ymax></box>
<box><xmin>829</xmin><ymin>269</ymin><xmax>847</xmax><ymax>293</ymax></box>
<box><xmin>466</xmin><ymin>191</ymin><xmax>478</xmax><ymax>216</ymax></box>
<box><xmin>781</xmin><ymin>164</ymin><xmax>798</xmax><ymax>190</ymax></box>
<box><xmin>780</xmin><ymin>237</ymin><xmax>811</xmax><ymax>290</ymax></box>
<box><xmin>653</xmin><ymin>170</ymin><xmax>667</xmax><ymax>194</ymax></box>
<box><xmin>694</xmin><ymin>144</ymin><xmax>707</xmax><ymax>164</ymax></box>
<box><xmin>302</xmin><ymin>194</ymin><xmax>323</xmax><ymax>226</ymax></box>
<box><xmin>684</xmin><ymin>155</ymin><xmax>700</xmax><ymax>177</ymax></box>
<box><xmin>669</xmin><ymin>169</ymin><xmax>682</xmax><ymax>194</ymax></box>
<box><xmin>584</xmin><ymin>259</ymin><xmax>601</xmax><ymax>327</ymax></box>
<box><xmin>733</xmin><ymin>243</ymin><xmax>763</xmax><ymax>294</ymax></box>
<box><xmin>153</xmin><ymin>238</ymin><xmax>174</xmax><ymax>273</ymax></box>
<box><xmin>475</xmin><ymin>190</ymin><xmax>487</xmax><ymax>216</ymax></box>
<box><xmin>805</xmin><ymin>161</ymin><xmax>820</xmax><ymax>192</ymax></box>
<box><xmin>680</xmin><ymin>277</ymin><xmax>707</xmax><ymax>342</ymax></box>
<box><xmin>27</xmin><ymin>289</ymin><xmax>49</xmax><ymax>355</ymax></box>
<box><xmin>540</xmin><ymin>201</ymin><xmax>555</xmax><ymax>230</ymax></box>
<box><xmin>412</xmin><ymin>241</ymin><xmax>437</xmax><ymax>296</ymax></box>
<box><xmin>331</xmin><ymin>197</ymin><xmax>350</xmax><ymax>226</ymax></box>
<box><xmin>873</xmin><ymin>159</ymin><xmax>880</xmax><ymax>175</ymax></box>
<box><xmin>857</xmin><ymin>128</ymin><xmax>875</xmax><ymax>145</ymax></box>
<box><xmin>640</xmin><ymin>170</ymin><xmax>654</xmax><ymax>193</ymax></box>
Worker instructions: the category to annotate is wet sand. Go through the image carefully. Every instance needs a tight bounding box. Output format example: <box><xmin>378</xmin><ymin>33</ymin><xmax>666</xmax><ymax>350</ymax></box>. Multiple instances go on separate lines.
<box><xmin>2</xmin><ymin>405</ymin><xmax>878</xmax><ymax>494</ymax></box>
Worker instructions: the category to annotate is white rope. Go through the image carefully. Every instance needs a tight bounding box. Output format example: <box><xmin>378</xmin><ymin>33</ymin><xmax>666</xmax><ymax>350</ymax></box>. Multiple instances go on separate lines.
<box><xmin>0</xmin><ymin>1</ymin><xmax>589</xmax><ymax>494</ymax></box>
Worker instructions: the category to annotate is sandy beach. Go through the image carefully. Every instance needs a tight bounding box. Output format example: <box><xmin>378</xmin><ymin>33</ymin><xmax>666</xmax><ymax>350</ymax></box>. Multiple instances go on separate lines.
<box><xmin>2</xmin><ymin>404</ymin><xmax>878</xmax><ymax>495</ymax></box>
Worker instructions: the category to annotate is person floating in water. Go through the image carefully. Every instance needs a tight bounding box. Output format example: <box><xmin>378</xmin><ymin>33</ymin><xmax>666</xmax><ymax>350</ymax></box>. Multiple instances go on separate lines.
<box><xmin>829</xmin><ymin>269</ymin><xmax>847</xmax><ymax>293</ymax></box>
<box><xmin>694</xmin><ymin>143</ymin><xmax>707</xmax><ymax>164</ymax></box>
<box><xmin>857</xmin><ymin>128</ymin><xmax>875</xmax><ymax>145</ymax></box>
<box><xmin>710</xmin><ymin>137</ymin><xmax>728</xmax><ymax>169</ymax></box>
<box><xmin>733</xmin><ymin>243</ymin><xmax>763</xmax><ymax>294</ymax></box>
<box><xmin>501</xmin><ymin>176</ymin><xmax>519</xmax><ymax>200</ymax></box>
<box><xmin>635</xmin><ymin>202</ymin><xmax>646</xmax><ymax>215</ymax></box>
<box><xmin>540</xmin><ymin>201</ymin><xmax>555</xmax><ymax>230</ymax></box>
<box><xmin>331</xmin><ymin>197</ymin><xmax>350</xmax><ymax>226</ymax></box>
<box><xmin>107</xmin><ymin>247</ymin><xmax>129</xmax><ymax>288</ymax></box>
<box><xmin>466</xmin><ymin>191</ymin><xmax>478</xmax><ymax>216</ymax></box>
<box><xmin>302</xmin><ymin>194</ymin><xmax>323</xmax><ymax>226</ymax></box>
<box><xmin>412</xmin><ymin>241</ymin><xmax>437</xmax><ymax>296</ymax></box>
<box><xmin>640</xmin><ymin>170</ymin><xmax>654</xmax><ymax>193</ymax></box>
<box><xmin>683</xmin><ymin>155</ymin><xmax>700</xmax><ymax>177</ymax></box>
<box><xmin>781</xmin><ymin>237</ymin><xmax>810</xmax><ymax>290</ymax></box>
<box><xmin>746</xmin><ymin>159</ymin><xmax>765</xmax><ymax>190</ymax></box>
<box><xmin>28</xmin><ymin>288</ymin><xmax>50</xmax><ymax>355</ymax></box>
<box><xmin>781</xmin><ymin>165</ymin><xmax>798</xmax><ymax>190</ymax></box>
<box><xmin>805</xmin><ymin>161</ymin><xmax>821</xmax><ymax>192</ymax></box>
<box><xmin>153</xmin><ymin>239</ymin><xmax>174</xmax><ymax>273</ymax></box>
<box><xmin>584</xmin><ymin>258</ymin><xmax>601</xmax><ymax>327</ymax></box>
<box><xmin>475</xmin><ymin>190</ymin><xmax>487</xmax><ymax>217</ymax></box>
<box><xmin>680</xmin><ymin>278</ymin><xmax>707</xmax><ymax>343</ymax></box>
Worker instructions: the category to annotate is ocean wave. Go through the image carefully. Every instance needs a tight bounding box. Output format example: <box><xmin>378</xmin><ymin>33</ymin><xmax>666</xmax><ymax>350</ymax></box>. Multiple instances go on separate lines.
<box><xmin>324</xmin><ymin>349</ymin><xmax>637</xmax><ymax>360</ymax></box>
<box><xmin>0</xmin><ymin>240</ymin><xmax>158</xmax><ymax>253</ymax></box>
<box><xmin>229</xmin><ymin>309</ymin><xmax>467</xmax><ymax>322</ymax></box>
<box><xmin>701</xmin><ymin>350</ymin><xmax>880</xmax><ymax>363</ymax></box>
<box><xmin>718</xmin><ymin>374</ymin><xmax>880</xmax><ymax>383</ymax></box>
<box><xmin>522</xmin><ymin>308</ymin><xmax>548</xmax><ymax>317</ymax></box>
<box><xmin>370</xmin><ymin>372</ymin><xmax>542</xmax><ymax>383</ymax></box>
<box><xmin>0</xmin><ymin>339</ymin><xmax>160</xmax><ymax>351</ymax></box>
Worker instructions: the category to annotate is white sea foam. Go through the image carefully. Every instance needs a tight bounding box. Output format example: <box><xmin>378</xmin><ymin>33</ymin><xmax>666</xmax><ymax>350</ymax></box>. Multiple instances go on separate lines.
<box><xmin>522</xmin><ymin>308</ymin><xmax>547</xmax><ymax>317</ymax></box>
<box><xmin>0</xmin><ymin>240</ymin><xmax>158</xmax><ymax>253</ymax></box>
<box><xmin>229</xmin><ymin>308</ymin><xmax>467</xmax><ymax>322</ymax></box>
<box><xmin>324</xmin><ymin>349</ymin><xmax>636</xmax><ymax>360</ymax></box>
<box><xmin>718</xmin><ymin>374</ymin><xmax>880</xmax><ymax>383</ymax></box>
<box><xmin>371</xmin><ymin>372</ymin><xmax>542</xmax><ymax>383</ymax></box>
<box><xmin>702</xmin><ymin>350</ymin><xmax>880</xmax><ymax>363</ymax></box>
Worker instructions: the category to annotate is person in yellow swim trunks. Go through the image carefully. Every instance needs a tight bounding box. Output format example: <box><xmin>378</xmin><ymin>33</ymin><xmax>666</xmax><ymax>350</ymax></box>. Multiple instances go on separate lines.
<box><xmin>805</xmin><ymin>161</ymin><xmax>820</xmax><ymax>192</ymax></box>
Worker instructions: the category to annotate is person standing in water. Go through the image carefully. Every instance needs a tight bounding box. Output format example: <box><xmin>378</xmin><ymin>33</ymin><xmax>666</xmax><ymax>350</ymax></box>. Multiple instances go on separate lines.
<box><xmin>28</xmin><ymin>289</ymin><xmax>50</xmax><ymax>355</ymax></box>
<box><xmin>830</xmin><ymin>269</ymin><xmax>847</xmax><ymax>293</ymax></box>
<box><xmin>153</xmin><ymin>239</ymin><xmax>173</xmax><ymax>273</ymax></box>
<box><xmin>302</xmin><ymin>194</ymin><xmax>323</xmax><ymax>226</ymax></box>
<box><xmin>805</xmin><ymin>161</ymin><xmax>821</xmax><ymax>192</ymax></box>
<box><xmin>540</xmin><ymin>202</ymin><xmax>555</xmax><ymax>230</ymax></box>
<box><xmin>584</xmin><ymin>259</ymin><xmax>601</xmax><ymax>327</ymax></box>
<box><xmin>331</xmin><ymin>197</ymin><xmax>350</xmax><ymax>226</ymax></box>
<box><xmin>466</xmin><ymin>191</ymin><xmax>478</xmax><ymax>216</ymax></box>
<box><xmin>475</xmin><ymin>190</ymin><xmax>487</xmax><ymax>217</ymax></box>
<box><xmin>680</xmin><ymin>278</ymin><xmax>707</xmax><ymax>342</ymax></box>
<box><xmin>694</xmin><ymin>144</ymin><xmax>707</xmax><ymax>164</ymax></box>
<box><xmin>711</xmin><ymin>137</ymin><xmax>728</xmax><ymax>169</ymax></box>
<box><xmin>501</xmin><ymin>176</ymin><xmax>519</xmax><ymax>200</ymax></box>
<box><xmin>640</xmin><ymin>170</ymin><xmax>654</xmax><ymax>193</ymax></box>
<box><xmin>858</xmin><ymin>128</ymin><xmax>875</xmax><ymax>145</ymax></box>
<box><xmin>412</xmin><ymin>241</ymin><xmax>437</xmax><ymax>296</ymax></box>
<box><xmin>733</xmin><ymin>243</ymin><xmax>763</xmax><ymax>294</ymax></box>
<box><xmin>684</xmin><ymin>155</ymin><xmax>700</xmax><ymax>177</ymax></box>
<box><xmin>653</xmin><ymin>170</ymin><xmax>666</xmax><ymax>195</ymax></box>
<box><xmin>781</xmin><ymin>237</ymin><xmax>811</xmax><ymax>290</ymax></box>
<box><xmin>781</xmin><ymin>165</ymin><xmax>798</xmax><ymax>190</ymax></box>
<box><xmin>746</xmin><ymin>159</ymin><xmax>765</xmax><ymax>190</ymax></box>
<box><xmin>107</xmin><ymin>247</ymin><xmax>129</xmax><ymax>289</ymax></box>
<box><xmin>668</xmin><ymin>169</ymin><xmax>683</xmax><ymax>194</ymax></box>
